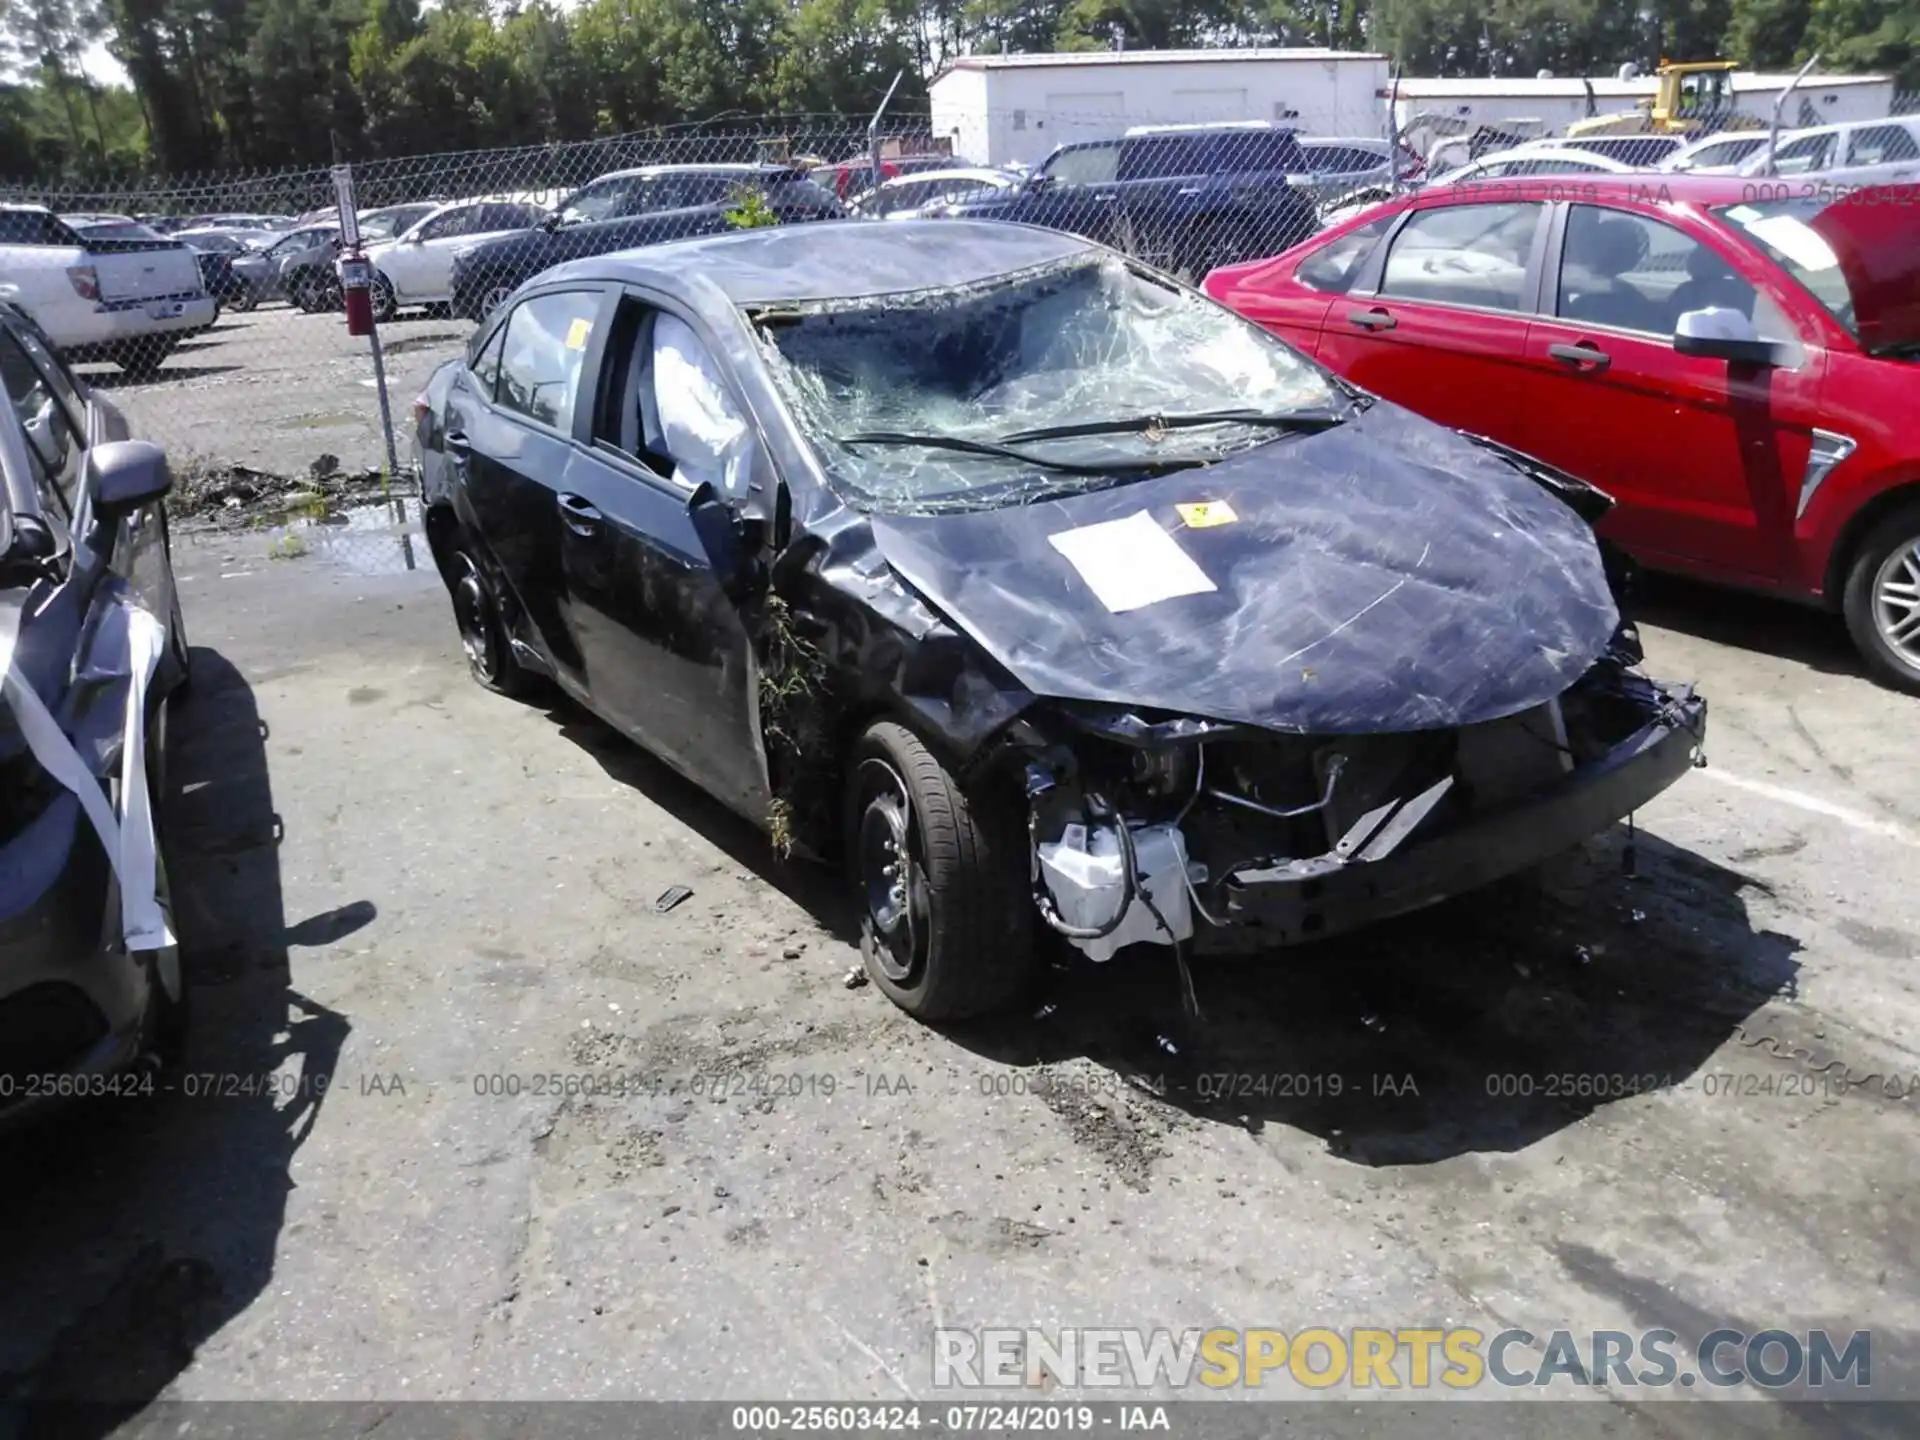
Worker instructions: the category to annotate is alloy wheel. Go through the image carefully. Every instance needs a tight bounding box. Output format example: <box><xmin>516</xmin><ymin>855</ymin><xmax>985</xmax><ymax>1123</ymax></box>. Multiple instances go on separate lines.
<box><xmin>855</xmin><ymin>757</ymin><xmax>928</xmax><ymax>984</ymax></box>
<box><xmin>1872</xmin><ymin>538</ymin><xmax>1920</xmax><ymax>667</ymax></box>
<box><xmin>452</xmin><ymin>553</ymin><xmax>501</xmax><ymax>683</ymax></box>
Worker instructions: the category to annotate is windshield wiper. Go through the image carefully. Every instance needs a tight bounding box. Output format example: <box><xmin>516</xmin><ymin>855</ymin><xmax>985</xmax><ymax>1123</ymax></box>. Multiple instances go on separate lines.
<box><xmin>998</xmin><ymin>408</ymin><xmax>1352</xmax><ymax>445</ymax></box>
<box><xmin>837</xmin><ymin>431</ymin><xmax>1207</xmax><ymax>476</ymax></box>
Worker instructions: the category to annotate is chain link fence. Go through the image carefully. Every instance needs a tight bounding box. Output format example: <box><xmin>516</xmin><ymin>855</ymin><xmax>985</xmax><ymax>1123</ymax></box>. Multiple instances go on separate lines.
<box><xmin>2</xmin><ymin>93</ymin><xmax>1914</xmax><ymax>572</ymax></box>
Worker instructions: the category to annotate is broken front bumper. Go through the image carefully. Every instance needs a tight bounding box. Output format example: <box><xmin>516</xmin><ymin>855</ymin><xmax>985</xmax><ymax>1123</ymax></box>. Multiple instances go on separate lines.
<box><xmin>1196</xmin><ymin>687</ymin><xmax>1707</xmax><ymax>953</ymax></box>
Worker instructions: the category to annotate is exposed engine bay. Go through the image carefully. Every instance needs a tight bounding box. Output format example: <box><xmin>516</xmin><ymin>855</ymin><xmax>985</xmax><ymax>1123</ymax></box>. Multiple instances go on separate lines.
<box><xmin>1011</xmin><ymin>643</ymin><xmax>1706</xmax><ymax>960</ymax></box>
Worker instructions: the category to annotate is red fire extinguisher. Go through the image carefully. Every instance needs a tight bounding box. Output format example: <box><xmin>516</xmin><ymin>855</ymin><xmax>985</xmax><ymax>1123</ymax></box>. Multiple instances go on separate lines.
<box><xmin>339</xmin><ymin>253</ymin><xmax>375</xmax><ymax>337</ymax></box>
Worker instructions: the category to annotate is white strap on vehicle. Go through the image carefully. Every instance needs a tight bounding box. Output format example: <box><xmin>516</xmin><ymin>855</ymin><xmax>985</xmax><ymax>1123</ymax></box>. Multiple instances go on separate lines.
<box><xmin>0</xmin><ymin>593</ymin><xmax>173</xmax><ymax>950</ymax></box>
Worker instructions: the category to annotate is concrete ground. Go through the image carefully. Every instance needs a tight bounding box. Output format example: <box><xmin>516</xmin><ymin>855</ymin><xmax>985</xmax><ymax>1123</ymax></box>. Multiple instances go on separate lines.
<box><xmin>76</xmin><ymin>303</ymin><xmax>467</xmax><ymax>476</ymax></box>
<box><xmin>1</xmin><ymin>525</ymin><xmax>1915</xmax><ymax>1432</ymax></box>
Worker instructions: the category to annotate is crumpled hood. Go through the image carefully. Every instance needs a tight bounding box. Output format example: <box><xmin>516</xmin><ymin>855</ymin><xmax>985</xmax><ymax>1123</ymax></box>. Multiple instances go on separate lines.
<box><xmin>867</xmin><ymin>402</ymin><xmax>1620</xmax><ymax>735</ymax></box>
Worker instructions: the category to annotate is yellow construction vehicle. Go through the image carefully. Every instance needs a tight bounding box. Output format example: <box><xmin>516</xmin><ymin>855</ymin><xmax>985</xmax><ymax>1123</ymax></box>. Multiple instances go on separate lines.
<box><xmin>1567</xmin><ymin>60</ymin><xmax>1765</xmax><ymax>138</ymax></box>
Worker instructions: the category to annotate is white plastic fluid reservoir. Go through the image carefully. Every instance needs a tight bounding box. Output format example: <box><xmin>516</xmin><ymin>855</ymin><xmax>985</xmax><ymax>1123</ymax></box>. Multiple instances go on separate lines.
<box><xmin>1035</xmin><ymin>821</ymin><xmax>1195</xmax><ymax>964</ymax></box>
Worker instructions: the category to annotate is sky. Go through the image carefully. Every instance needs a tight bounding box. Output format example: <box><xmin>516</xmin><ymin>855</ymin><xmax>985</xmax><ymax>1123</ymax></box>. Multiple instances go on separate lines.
<box><xmin>81</xmin><ymin>39</ymin><xmax>128</xmax><ymax>87</ymax></box>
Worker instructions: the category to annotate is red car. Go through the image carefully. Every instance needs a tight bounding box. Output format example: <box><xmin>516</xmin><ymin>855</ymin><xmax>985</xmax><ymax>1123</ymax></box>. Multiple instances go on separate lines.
<box><xmin>1204</xmin><ymin>176</ymin><xmax>1920</xmax><ymax>691</ymax></box>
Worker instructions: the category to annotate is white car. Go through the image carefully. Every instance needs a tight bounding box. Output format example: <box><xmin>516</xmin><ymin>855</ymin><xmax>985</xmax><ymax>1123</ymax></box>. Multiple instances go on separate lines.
<box><xmin>1658</xmin><ymin>131</ymin><xmax>1772</xmax><ymax>174</ymax></box>
<box><xmin>1427</xmin><ymin>142</ymin><xmax>1639</xmax><ymax>186</ymax></box>
<box><xmin>0</xmin><ymin>203</ymin><xmax>214</xmax><ymax>375</ymax></box>
<box><xmin>1316</xmin><ymin>144</ymin><xmax>1637</xmax><ymax>230</ymax></box>
<box><xmin>850</xmin><ymin>168</ymin><xmax>1023</xmax><ymax>218</ymax></box>
<box><xmin>1737</xmin><ymin>115</ymin><xmax>1920</xmax><ymax>187</ymax></box>
<box><xmin>365</xmin><ymin>198</ymin><xmax>551</xmax><ymax>319</ymax></box>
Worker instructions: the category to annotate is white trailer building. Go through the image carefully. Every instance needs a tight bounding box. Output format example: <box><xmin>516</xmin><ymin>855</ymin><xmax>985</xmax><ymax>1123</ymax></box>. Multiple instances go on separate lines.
<box><xmin>928</xmin><ymin>49</ymin><xmax>1392</xmax><ymax>169</ymax></box>
<box><xmin>1389</xmin><ymin>71</ymin><xmax>1898</xmax><ymax>142</ymax></box>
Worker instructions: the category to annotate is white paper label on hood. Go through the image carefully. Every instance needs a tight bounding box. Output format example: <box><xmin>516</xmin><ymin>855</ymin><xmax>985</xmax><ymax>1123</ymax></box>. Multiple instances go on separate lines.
<box><xmin>1047</xmin><ymin>509</ymin><xmax>1218</xmax><ymax>614</ymax></box>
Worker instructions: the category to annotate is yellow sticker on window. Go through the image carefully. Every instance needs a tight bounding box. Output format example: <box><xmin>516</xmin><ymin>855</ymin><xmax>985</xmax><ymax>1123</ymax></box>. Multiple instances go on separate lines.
<box><xmin>564</xmin><ymin>317</ymin><xmax>593</xmax><ymax>351</ymax></box>
<box><xmin>1177</xmin><ymin>501</ymin><xmax>1238</xmax><ymax>529</ymax></box>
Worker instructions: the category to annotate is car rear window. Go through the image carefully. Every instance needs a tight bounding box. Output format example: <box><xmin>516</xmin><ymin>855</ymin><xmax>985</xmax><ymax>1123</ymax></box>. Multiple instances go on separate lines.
<box><xmin>0</xmin><ymin>209</ymin><xmax>80</xmax><ymax>246</ymax></box>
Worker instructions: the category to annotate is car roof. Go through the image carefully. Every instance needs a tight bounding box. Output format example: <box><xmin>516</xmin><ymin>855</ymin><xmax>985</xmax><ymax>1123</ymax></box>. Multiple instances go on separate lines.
<box><xmin>593</xmin><ymin>163</ymin><xmax>790</xmax><ymax>182</ymax></box>
<box><xmin>879</xmin><ymin>167</ymin><xmax>1012</xmax><ymax>186</ymax></box>
<box><xmin>543</xmin><ymin>219</ymin><xmax>1094</xmax><ymax>305</ymax></box>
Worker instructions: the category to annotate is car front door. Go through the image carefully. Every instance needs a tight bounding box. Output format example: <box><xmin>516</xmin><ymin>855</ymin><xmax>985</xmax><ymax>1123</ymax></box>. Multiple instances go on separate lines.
<box><xmin>1313</xmin><ymin>197</ymin><xmax>1548</xmax><ymax>440</ymax></box>
<box><xmin>453</xmin><ymin>286</ymin><xmax>610</xmax><ymax>693</ymax></box>
<box><xmin>1515</xmin><ymin>201</ymin><xmax>1829</xmax><ymax>583</ymax></box>
<box><xmin>390</xmin><ymin>206</ymin><xmax>484</xmax><ymax>301</ymax></box>
<box><xmin>554</xmin><ymin>290</ymin><xmax>770</xmax><ymax>821</ymax></box>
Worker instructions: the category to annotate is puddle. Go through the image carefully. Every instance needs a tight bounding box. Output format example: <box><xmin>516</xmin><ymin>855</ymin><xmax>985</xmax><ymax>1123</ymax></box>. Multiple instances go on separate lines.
<box><xmin>180</xmin><ymin>500</ymin><xmax>429</xmax><ymax>577</ymax></box>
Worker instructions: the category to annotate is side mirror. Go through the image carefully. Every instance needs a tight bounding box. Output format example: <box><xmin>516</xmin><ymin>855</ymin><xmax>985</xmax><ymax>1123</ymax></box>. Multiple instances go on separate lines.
<box><xmin>88</xmin><ymin>439</ymin><xmax>173</xmax><ymax>515</ymax></box>
<box><xmin>1026</xmin><ymin>172</ymin><xmax>1053</xmax><ymax>193</ymax></box>
<box><xmin>1673</xmin><ymin>307</ymin><xmax>1783</xmax><ymax>366</ymax></box>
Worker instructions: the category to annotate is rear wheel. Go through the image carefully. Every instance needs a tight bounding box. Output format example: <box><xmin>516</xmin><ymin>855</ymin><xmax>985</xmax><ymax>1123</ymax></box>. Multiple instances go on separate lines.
<box><xmin>448</xmin><ymin>545</ymin><xmax>539</xmax><ymax>698</ymax></box>
<box><xmin>845</xmin><ymin>721</ymin><xmax>1035</xmax><ymax>1021</ymax></box>
<box><xmin>1843</xmin><ymin>506</ymin><xmax>1920</xmax><ymax>694</ymax></box>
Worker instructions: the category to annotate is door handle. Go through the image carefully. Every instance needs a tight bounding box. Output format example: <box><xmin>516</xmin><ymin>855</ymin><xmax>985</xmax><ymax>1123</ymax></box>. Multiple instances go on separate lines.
<box><xmin>1547</xmin><ymin>341</ymin><xmax>1611</xmax><ymax>372</ymax></box>
<box><xmin>1347</xmin><ymin>307</ymin><xmax>1396</xmax><ymax>331</ymax></box>
<box><xmin>443</xmin><ymin>429</ymin><xmax>471</xmax><ymax>454</ymax></box>
<box><xmin>557</xmin><ymin>493</ymin><xmax>601</xmax><ymax>536</ymax></box>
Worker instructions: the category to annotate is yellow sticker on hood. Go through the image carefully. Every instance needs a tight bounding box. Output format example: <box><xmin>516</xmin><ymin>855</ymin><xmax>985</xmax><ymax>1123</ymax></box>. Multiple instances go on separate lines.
<box><xmin>564</xmin><ymin>317</ymin><xmax>593</xmax><ymax>351</ymax></box>
<box><xmin>1176</xmin><ymin>500</ymin><xmax>1238</xmax><ymax>529</ymax></box>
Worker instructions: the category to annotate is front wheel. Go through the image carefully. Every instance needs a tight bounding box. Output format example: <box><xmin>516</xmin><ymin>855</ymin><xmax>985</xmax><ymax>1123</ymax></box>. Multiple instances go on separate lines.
<box><xmin>845</xmin><ymin>721</ymin><xmax>1035</xmax><ymax>1021</ymax></box>
<box><xmin>1842</xmin><ymin>506</ymin><xmax>1920</xmax><ymax>694</ymax></box>
<box><xmin>229</xmin><ymin>283</ymin><xmax>259</xmax><ymax>313</ymax></box>
<box><xmin>371</xmin><ymin>275</ymin><xmax>398</xmax><ymax>323</ymax></box>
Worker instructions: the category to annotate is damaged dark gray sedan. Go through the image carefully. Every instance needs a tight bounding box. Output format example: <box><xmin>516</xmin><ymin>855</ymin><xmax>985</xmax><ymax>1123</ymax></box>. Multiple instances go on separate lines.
<box><xmin>414</xmin><ymin>221</ymin><xmax>1708</xmax><ymax>1021</ymax></box>
<box><xmin>1</xmin><ymin>301</ymin><xmax>190</xmax><ymax>1116</ymax></box>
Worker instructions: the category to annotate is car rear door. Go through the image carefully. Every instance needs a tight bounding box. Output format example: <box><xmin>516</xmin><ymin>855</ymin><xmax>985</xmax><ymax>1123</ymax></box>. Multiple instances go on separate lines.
<box><xmin>1312</xmin><ymin>195</ymin><xmax>1549</xmax><ymax>440</ymax></box>
<box><xmin>1514</xmin><ymin>201</ymin><xmax>1829</xmax><ymax>582</ymax></box>
<box><xmin>553</xmin><ymin>290</ymin><xmax>770</xmax><ymax>820</ymax></box>
<box><xmin>452</xmin><ymin>286</ymin><xmax>610</xmax><ymax>692</ymax></box>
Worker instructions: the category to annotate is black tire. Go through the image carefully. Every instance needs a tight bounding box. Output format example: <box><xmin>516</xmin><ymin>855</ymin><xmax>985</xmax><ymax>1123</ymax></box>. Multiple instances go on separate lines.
<box><xmin>845</xmin><ymin>720</ymin><xmax>1035</xmax><ymax>1021</ymax></box>
<box><xmin>229</xmin><ymin>283</ymin><xmax>258</xmax><ymax>313</ymax></box>
<box><xmin>1841</xmin><ymin>505</ymin><xmax>1920</xmax><ymax>694</ymax></box>
<box><xmin>112</xmin><ymin>336</ymin><xmax>176</xmax><ymax>377</ymax></box>
<box><xmin>143</xmin><ymin>843</ymin><xmax>190</xmax><ymax>1068</ymax></box>
<box><xmin>168</xmin><ymin>584</ymin><xmax>193</xmax><ymax>699</ymax></box>
<box><xmin>371</xmin><ymin>275</ymin><xmax>397</xmax><ymax>323</ymax></box>
<box><xmin>447</xmin><ymin>545</ymin><xmax>539</xmax><ymax>698</ymax></box>
<box><xmin>132</xmin><ymin>712</ymin><xmax>189</xmax><ymax>1068</ymax></box>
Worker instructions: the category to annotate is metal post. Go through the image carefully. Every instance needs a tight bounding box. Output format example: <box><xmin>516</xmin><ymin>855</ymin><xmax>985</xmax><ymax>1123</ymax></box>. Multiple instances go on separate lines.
<box><xmin>869</xmin><ymin>69</ymin><xmax>904</xmax><ymax>201</ymax></box>
<box><xmin>1384</xmin><ymin>66</ymin><xmax>1402</xmax><ymax>195</ymax></box>
<box><xmin>367</xmin><ymin>324</ymin><xmax>401</xmax><ymax>481</ymax></box>
<box><xmin>1762</xmin><ymin>53</ymin><xmax>1822</xmax><ymax>178</ymax></box>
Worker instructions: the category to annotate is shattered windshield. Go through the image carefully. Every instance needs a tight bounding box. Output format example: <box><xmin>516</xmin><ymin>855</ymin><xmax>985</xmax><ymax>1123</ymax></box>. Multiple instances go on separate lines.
<box><xmin>753</xmin><ymin>253</ymin><xmax>1342</xmax><ymax>511</ymax></box>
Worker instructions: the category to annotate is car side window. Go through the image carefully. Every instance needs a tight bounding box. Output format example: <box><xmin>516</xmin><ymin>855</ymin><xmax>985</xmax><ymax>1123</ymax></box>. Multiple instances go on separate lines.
<box><xmin>1044</xmin><ymin>144</ymin><xmax>1118</xmax><ymax>187</ymax></box>
<box><xmin>1771</xmin><ymin>133</ymin><xmax>1834</xmax><ymax>175</ymax></box>
<box><xmin>0</xmin><ymin>327</ymin><xmax>83</xmax><ymax>515</ymax></box>
<box><xmin>1378</xmin><ymin>202</ymin><xmax>1543</xmax><ymax>312</ymax></box>
<box><xmin>596</xmin><ymin>300</ymin><xmax>753</xmax><ymax>501</ymax></box>
<box><xmin>495</xmin><ymin>290</ymin><xmax>600</xmax><ymax>431</ymax></box>
<box><xmin>1555</xmin><ymin>204</ymin><xmax>1781</xmax><ymax>340</ymax></box>
<box><xmin>420</xmin><ymin>207</ymin><xmax>476</xmax><ymax>241</ymax></box>
<box><xmin>1297</xmin><ymin>216</ymin><xmax>1392</xmax><ymax>294</ymax></box>
<box><xmin>1847</xmin><ymin>125</ymin><xmax>1919</xmax><ymax>165</ymax></box>
<box><xmin>0</xmin><ymin>209</ymin><xmax>79</xmax><ymax>245</ymax></box>
<box><xmin>470</xmin><ymin>322</ymin><xmax>508</xmax><ymax>397</ymax></box>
